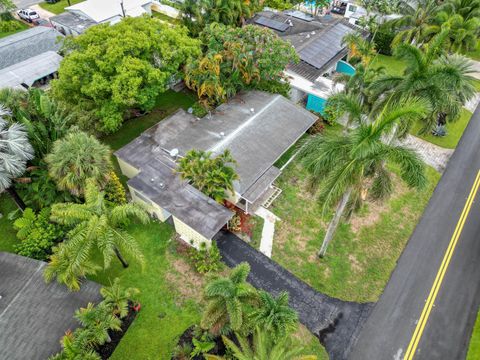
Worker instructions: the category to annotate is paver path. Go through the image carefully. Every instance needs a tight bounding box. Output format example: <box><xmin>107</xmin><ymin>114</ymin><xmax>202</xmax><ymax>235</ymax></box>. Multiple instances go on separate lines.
<box><xmin>215</xmin><ymin>231</ymin><xmax>374</xmax><ymax>360</ymax></box>
<box><xmin>469</xmin><ymin>59</ymin><xmax>480</xmax><ymax>80</ymax></box>
<box><xmin>397</xmin><ymin>135</ymin><xmax>454</xmax><ymax>172</ymax></box>
<box><xmin>254</xmin><ymin>206</ymin><xmax>279</xmax><ymax>258</ymax></box>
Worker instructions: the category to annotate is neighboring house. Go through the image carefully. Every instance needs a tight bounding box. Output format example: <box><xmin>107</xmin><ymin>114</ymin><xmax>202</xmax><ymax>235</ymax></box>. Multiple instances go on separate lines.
<box><xmin>115</xmin><ymin>90</ymin><xmax>317</xmax><ymax>248</ymax></box>
<box><xmin>50</xmin><ymin>0</ymin><xmax>153</xmax><ymax>35</ymax></box>
<box><xmin>0</xmin><ymin>252</ymin><xmax>101</xmax><ymax>360</ymax></box>
<box><xmin>250</xmin><ymin>10</ymin><xmax>363</xmax><ymax>114</ymax></box>
<box><xmin>0</xmin><ymin>27</ymin><xmax>64</xmax><ymax>90</ymax></box>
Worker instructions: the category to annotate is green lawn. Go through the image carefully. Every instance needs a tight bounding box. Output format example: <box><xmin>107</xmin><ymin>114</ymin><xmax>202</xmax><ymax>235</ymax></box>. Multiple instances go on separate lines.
<box><xmin>0</xmin><ymin>20</ymin><xmax>29</xmax><ymax>39</ymax></box>
<box><xmin>465</xmin><ymin>41</ymin><xmax>480</xmax><ymax>61</ymax></box>
<box><xmin>0</xmin><ymin>194</ymin><xmax>19</xmax><ymax>252</ymax></box>
<box><xmin>271</xmin><ymin>160</ymin><xmax>440</xmax><ymax>303</ymax></box>
<box><xmin>39</xmin><ymin>0</ymin><xmax>83</xmax><ymax>14</ymax></box>
<box><xmin>152</xmin><ymin>10</ymin><xmax>180</xmax><ymax>25</ymax></box>
<box><xmin>468</xmin><ymin>311</ymin><xmax>480</xmax><ymax>360</ymax></box>
<box><xmin>410</xmin><ymin>108</ymin><xmax>473</xmax><ymax>149</ymax></box>
<box><xmin>370</xmin><ymin>54</ymin><xmax>407</xmax><ymax>76</ymax></box>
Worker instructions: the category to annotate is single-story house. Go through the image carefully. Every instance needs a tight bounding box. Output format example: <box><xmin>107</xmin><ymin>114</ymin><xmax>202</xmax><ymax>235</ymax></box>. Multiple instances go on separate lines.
<box><xmin>49</xmin><ymin>11</ymin><xmax>97</xmax><ymax>36</ymax></box>
<box><xmin>250</xmin><ymin>10</ymin><xmax>364</xmax><ymax>114</ymax></box>
<box><xmin>115</xmin><ymin>90</ymin><xmax>317</xmax><ymax>248</ymax></box>
<box><xmin>0</xmin><ymin>27</ymin><xmax>64</xmax><ymax>90</ymax></box>
<box><xmin>0</xmin><ymin>252</ymin><xmax>101</xmax><ymax>360</ymax></box>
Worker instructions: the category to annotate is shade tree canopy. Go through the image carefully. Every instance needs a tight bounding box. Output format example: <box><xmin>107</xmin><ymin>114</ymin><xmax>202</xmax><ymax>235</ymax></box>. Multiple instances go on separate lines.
<box><xmin>51</xmin><ymin>16</ymin><xmax>201</xmax><ymax>133</ymax></box>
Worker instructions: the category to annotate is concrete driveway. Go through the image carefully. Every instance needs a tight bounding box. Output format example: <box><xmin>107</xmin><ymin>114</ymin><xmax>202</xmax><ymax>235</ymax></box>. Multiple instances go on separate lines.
<box><xmin>13</xmin><ymin>0</ymin><xmax>43</xmax><ymax>9</ymax></box>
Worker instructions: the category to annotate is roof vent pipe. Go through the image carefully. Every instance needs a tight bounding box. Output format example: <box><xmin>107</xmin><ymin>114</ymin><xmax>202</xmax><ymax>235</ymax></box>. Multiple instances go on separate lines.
<box><xmin>250</xmin><ymin>108</ymin><xmax>255</xmax><ymax>113</ymax></box>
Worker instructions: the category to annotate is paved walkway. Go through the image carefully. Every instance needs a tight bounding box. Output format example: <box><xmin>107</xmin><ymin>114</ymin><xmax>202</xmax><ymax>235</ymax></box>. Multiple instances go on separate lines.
<box><xmin>254</xmin><ymin>206</ymin><xmax>279</xmax><ymax>258</ymax></box>
<box><xmin>215</xmin><ymin>231</ymin><xmax>373</xmax><ymax>360</ymax></box>
<box><xmin>470</xmin><ymin>59</ymin><xmax>480</xmax><ymax>80</ymax></box>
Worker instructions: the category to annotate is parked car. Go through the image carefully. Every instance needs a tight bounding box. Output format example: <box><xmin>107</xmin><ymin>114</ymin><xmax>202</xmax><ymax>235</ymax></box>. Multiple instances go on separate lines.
<box><xmin>17</xmin><ymin>9</ymin><xmax>40</xmax><ymax>23</ymax></box>
<box><xmin>45</xmin><ymin>0</ymin><xmax>60</xmax><ymax>3</ymax></box>
<box><xmin>331</xmin><ymin>5</ymin><xmax>347</xmax><ymax>15</ymax></box>
<box><xmin>33</xmin><ymin>18</ymin><xmax>53</xmax><ymax>27</ymax></box>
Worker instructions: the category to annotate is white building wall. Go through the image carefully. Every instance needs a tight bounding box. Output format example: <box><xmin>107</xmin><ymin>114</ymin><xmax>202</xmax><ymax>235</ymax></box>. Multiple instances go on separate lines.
<box><xmin>173</xmin><ymin>217</ymin><xmax>212</xmax><ymax>249</ymax></box>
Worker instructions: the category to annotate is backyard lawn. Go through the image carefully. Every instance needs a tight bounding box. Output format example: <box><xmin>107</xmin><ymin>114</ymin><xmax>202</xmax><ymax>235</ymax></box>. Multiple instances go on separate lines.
<box><xmin>410</xmin><ymin>109</ymin><xmax>473</xmax><ymax>149</ymax></box>
<box><xmin>370</xmin><ymin>54</ymin><xmax>406</xmax><ymax>76</ymax></box>
<box><xmin>271</xmin><ymin>159</ymin><xmax>440</xmax><ymax>303</ymax></box>
<box><xmin>468</xmin><ymin>311</ymin><xmax>480</xmax><ymax>360</ymax></box>
<box><xmin>39</xmin><ymin>0</ymin><xmax>83</xmax><ymax>14</ymax></box>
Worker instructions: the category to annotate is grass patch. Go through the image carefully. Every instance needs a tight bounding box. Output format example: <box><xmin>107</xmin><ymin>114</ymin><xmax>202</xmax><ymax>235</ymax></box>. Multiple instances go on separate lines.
<box><xmin>370</xmin><ymin>54</ymin><xmax>406</xmax><ymax>76</ymax></box>
<box><xmin>410</xmin><ymin>109</ymin><xmax>473</xmax><ymax>149</ymax></box>
<box><xmin>249</xmin><ymin>216</ymin><xmax>264</xmax><ymax>250</ymax></box>
<box><xmin>0</xmin><ymin>194</ymin><xmax>18</xmax><ymax>252</ymax></box>
<box><xmin>473</xmin><ymin>79</ymin><xmax>480</xmax><ymax>92</ymax></box>
<box><xmin>465</xmin><ymin>41</ymin><xmax>480</xmax><ymax>61</ymax></box>
<box><xmin>468</xmin><ymin>311</ymin><xmax>480</xmax><ymax>360</ymax></box>
<box><xmin>152</xmin><ymin>10</ymin><xmax>180</xmax><ymax>25</ymax></box>
<box><xmin>271</xmin><ymin>160</ymin><xmax>440</xmax><ymax>303</ymax></box>
<box><xmin>0</xmin><ymin>20</ymin><xmax>29</xmax><ymax>39</ymax></box>
<box><xmin>39</xmin><ymin>0</ymin><xmax>83</xmax><ymax>14</ymax></box>
<box><xmin>89</xmin><ymin>221</ymin><xmax>202</xmax><ymax>360</ymax></box>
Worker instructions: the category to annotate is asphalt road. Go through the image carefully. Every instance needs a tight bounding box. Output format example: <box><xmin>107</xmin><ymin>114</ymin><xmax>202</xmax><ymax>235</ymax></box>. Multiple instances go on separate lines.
<box><xmin>12</xmin><ymin>0</ymin><xmax>42</xmax><ymax>9</ymax></box>
<box><xmin>350</xmin><ymin>103</ymin><xmax>480</xmax><ymax>360</ymax></box>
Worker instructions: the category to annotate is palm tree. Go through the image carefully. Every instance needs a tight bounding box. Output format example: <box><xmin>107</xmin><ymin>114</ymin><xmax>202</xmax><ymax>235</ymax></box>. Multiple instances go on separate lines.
<box><xmin>44</xmin><ymin>179</ymin><xmax>148</xmax><ymax>290</ymax></box>
<box><xmin>100</xmin><ymin>278</ymin><xmax>139</xmax><ymax>318</ymax></box>
<box><xmin>389</xmin><ymin>0</ymin><xmax>439</xmax><ymax>46</ymax></box>
<box><xmin>437</xmin><ymin>0</ymin><xmax>480</xmax><ymax>20</ymax></box>
<box><xmin>50</xmin><ymin>330</ymin><xmax>101</xmax><ymax>360</ymax></box>
<box><xmin>0</xmin><ymin>108</ymin><xmax>34</xmax><ymax>210</ymax></box>
<box><xmin>342</xmin><ymin>33</ymin><xmax>376</xmax><ymax>66</ymax></box>
<box><xmin>201</xmin><ymin>262</ymin><xmax>258</xmax><ymax>334</ymax></box>
<box><xmin>371</xmin><ymin>35</ymin><xmax>476</xmax><ymax>134</ymax></box>
<box><xmin>299</xmin><ymin>100</ymin><xmax>428</xmax><ymax>257</ymax></box>
<box><xmin>74</xmin><ymin>302</ymin><xmax>122</xmax><ymax>346</ymax></box>
<box><xmin>250</xmin><ymin>291</ymin><xmax>298</xmax><ymax>341</ymax></box>
<box><xmin>177</xmin><ymin>149</ymin><xmax>239</xmax><ymax>203</ymax></box>
<box><xmin>205</xmin><ymin>327</ymin><xmax>317</xmax><ymax>360</ymax></box>
<box><xmin>45</xmin><ymin>130</ymin><xmax>112</xmax><ymax>197</ymax></box>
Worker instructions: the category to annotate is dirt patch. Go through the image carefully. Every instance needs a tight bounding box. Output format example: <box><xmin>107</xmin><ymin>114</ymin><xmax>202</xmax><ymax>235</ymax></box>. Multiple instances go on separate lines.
<box><xmin>350</xmin><ymin>176</ymin><xmax>409</xmax><ymax>233</ymax></box>
<box><xmin>348</xmin><ymin>254</ymin><xmax>363</xmax><ymax>274</ymax></box>
<box><xmin>166</xmin><ymin>253</ymin><xmax>206</xmax><ymax>305</ymax></box>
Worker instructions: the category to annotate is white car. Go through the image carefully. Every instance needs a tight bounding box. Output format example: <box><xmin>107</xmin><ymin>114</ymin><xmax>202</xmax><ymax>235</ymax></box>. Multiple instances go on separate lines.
<box><xmin>17</xmin><ymin>9</ymin><xmax>40</xmax><ymax>23</ymax></box>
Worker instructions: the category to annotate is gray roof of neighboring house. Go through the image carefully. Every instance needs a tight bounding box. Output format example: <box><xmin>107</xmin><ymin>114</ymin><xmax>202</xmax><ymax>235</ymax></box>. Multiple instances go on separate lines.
<box><xmin>50</xmin><ymin>12</ymin><xmax>97</xmax><ymax>34</ymax></box>
<box><xmin>0</xmin><ymin>252</ymin><xmax>102</xmax><ymax>360</ymax></box>
<box><xmin>115</xmin><ymin>91</ymin><xmax>317</xmax><ymax>199</ymax></box>
<box><xmin>128</xmin><ymin>157</ymin><xmax>234</xmax><ymax>240</ymax></box>
<box><xmin>0</xmin><ymin>51</ymin><xmax>63</xmax><ymax>90</ymax></box>
<box><xmin>0</xmin><ymin>27</ymin><xmax>64</xmax><ymax>70</ymax></box>
<box><xmin>250</xmin><ymin>11</ymin><xmax>363</xmax><ymax>81</ymax></box>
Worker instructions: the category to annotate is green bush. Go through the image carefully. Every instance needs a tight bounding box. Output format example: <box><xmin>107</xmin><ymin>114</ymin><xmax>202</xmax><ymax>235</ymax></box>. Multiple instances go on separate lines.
<box><xmin>188</xmin><ymin>241</ymin><xmax>222</xmax><ymax>274</ymax></box>
<box><xmin>191</xmin><ymin>102</ymin><xmax>208</xmax><ymax>117</ymax></box>
<box><xmin>104</xmin><ymin>171</ymin><xmax>127</xmax><ymax>205</ymax></box>
<box><xmin>374</xmin><ymin>28</ymin><xmax>396</xmax><ymax>55</ymax></box>
<box><xmin>0</xmin><ymin>20</ymin><xmax>22</xmax><ymax>33</ymax></box>
<box><xmin>13</xmin><ymin>208</ymin><xmax>64</xmax><ymax>260</ymax></box>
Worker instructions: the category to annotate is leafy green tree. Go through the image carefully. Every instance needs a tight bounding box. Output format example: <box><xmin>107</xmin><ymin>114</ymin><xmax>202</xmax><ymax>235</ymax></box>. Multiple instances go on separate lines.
<box><xmin>13</xmin><ymin>207</ymin><xmax>64</xmax><ymax>260</ymax></box>
<box><xmin>51</xmin><ymin>17</ymin><xmax>201</xmax><ymax>133</ymax></box>
<box><xmin>201</xmin><ymin>262</ymin><xmax>258</xmax><ymax>334</ymax></box>
<box><xmin>181</xmin><ymin>0</ymin><xmax>261</xmax><ymax>35</ymax></box>
<box><xmin>0</xmin><ymin>110</ymin><xmax>34</xmax><ymax>210</ymax></box>
<box><xmin>0</xmin><ymin>0</ymin><xmax>14</xmax><ymax>11</ymax></box>
<box><xmin>185</xmin><ymin>23</ymin><xmax>298</xmax><ymax>107</ymax></box>
<box><xmin>371</xmin><ymin>35</ymin><xmax>476</xmax><ymax>133</ymax></box>
<box><xmin>299</xmin><ymin>100</ymin><xmax>428</xmax><ymax>257</ymax></box>
<box><xmin>100</xmin><ymin>278</ymin><xmax>139</xmax><ymax>318</ymax></box>
<box><xmin>205</xmin><ymin>327</ymin><xmax>317</xmax><ymax>360</ymax></box>
<box><xmin>45</xmin><ymin>131</ymin><xmax>113</xmax><ymax>197</ymax></box>
<box><xmin>250</xmin><ymin>291</ymin><xmax>298</xmax><ymax>341</ymax></box>
<box><xmin>44</xmin><ymin>180</ymin><xmax>149</xmax><ymax>290</ymax></box>
<box><xmin>177</xmin><ymin>149</ymin><xmax>238</xmax><ymax>202</ymax></box>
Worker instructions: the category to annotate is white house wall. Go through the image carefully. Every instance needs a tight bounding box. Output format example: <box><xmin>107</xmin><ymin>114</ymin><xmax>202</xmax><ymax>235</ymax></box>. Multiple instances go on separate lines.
<box><xmin>173</xmin><ymin>217</ymin><xmax>212</xmax><ymax>249</ymax></box>
<box><xmin>117</xmin><ymin>158</ymin><xmax>140</xmax><ymax>178</ymax></box>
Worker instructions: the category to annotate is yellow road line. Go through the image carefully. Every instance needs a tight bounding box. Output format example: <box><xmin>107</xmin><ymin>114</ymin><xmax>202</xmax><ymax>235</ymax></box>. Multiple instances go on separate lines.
<box><xmin>403</xmin><ymin>170</ymin><xmax>480</xmax><ymax>360</ymax></box>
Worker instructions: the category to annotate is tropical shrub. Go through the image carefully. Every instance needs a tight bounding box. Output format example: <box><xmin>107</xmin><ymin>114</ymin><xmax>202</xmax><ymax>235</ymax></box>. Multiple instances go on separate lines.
<box><xmin>188</xmin><ymin>241</ymin><xmax>222</xmax><ymax>274</ymax></box>
<box><xmin>177</xmin><ymin>149</ymin><xmax>238</xmax><ymax>202</ymax></box>
<box><xmin>201</xmin><ymin>262</ymin><xmax>258</xmax><ymax>334</ymax></box>
<box><xmin>0</xmin><ymin>19</ymin><xmax>22</xmax><ymax>32</ymax></box>
<box><xmin>45</xmin><ymin>131</ymin><xmax>113</xmax><ymax>196</ymax></box>
<box><xmin>13</xmin><ymin>208</ymin><xmax>64</xmax><ymax>260</ymax></box>
<box><xmin>185</xmin><ymin>23</ymin><xmax>298</xmax><ymax>107</ymax></box>
<box><xmin>51</xmin><ymin>17</ymin><xmax>201</xmax><ymax>133</ymax></box>
<box><xmin>100</xmin><ymin>278</ymin><xmax>139</xmax><ymax>319</ymax></box>
<box><xmin>104</xmin><ymin>171</ymin><xmax>127</xmax><ymax>205</ymax></box>
<box><xmin>374</xmin><ymin>27</ymin><xmax>396</xmax><ymax>55</ymax></box>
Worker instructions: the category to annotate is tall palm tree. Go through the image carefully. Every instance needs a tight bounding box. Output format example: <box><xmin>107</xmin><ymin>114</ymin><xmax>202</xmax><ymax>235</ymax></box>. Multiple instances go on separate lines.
<box><xmin>342</xmin><ymin>33</ymin><xmax>376</xmax><ymax>67</ymax></box>
<box><xmin>371</xmin><ymin>34</ymin><xmax>476</xmax><ymax>134</ymax></box>
<box><xmin>205</xmin><ymin>327</ymin><xmax>317</xmax><ymax>360</ymax></box>
<box><xmin>44</xmin><ymin>179</ymin><xmax>149</xmax><ymax>291</ymax></box>
<box><xmin>389</xmin><ymin>0</ymin><xmax>439</xmax><ymax>46</ymax></box>
<box><xmin>0</xmin><ymin>108</ymin><xmax>34</xmax><ymax>210</ymax></box>
<box><xmin>100</xmin><ymin>278</ymin><xmax>139</xmax><ymax>319</ymax></box>
<box><xmin>299</xmin><ymin>100</ymin><xmax>428</xmax><ymax>257</ymax></box>
<box><xmin>45</xmin><ymin>130</ymin><xmax>112</xmax><ymax>197</ymax></box>
<box><xmin>201</xmin><ymin>262</ymin><xmax>258</xmax><ymax>334</ymax></box>
<box><xmin>250</xmin><ymin>291</ymin><xmax>298</xmax><ymax>341</ymax></box>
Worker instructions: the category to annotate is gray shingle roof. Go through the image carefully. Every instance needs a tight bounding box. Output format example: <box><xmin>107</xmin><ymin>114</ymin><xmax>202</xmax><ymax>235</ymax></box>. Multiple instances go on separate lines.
<box><xmin>0</xmin><ymin>27</ymin><xmax>64</xmax><ymax>70</ymax></box>
<box><xmin>50</xmin><ymin>12</ymin><xmax>97</xmax><ymax>34</ymax></box>
<box><xmin>0</xmin><ymin>51</ymin><xmax>62</xmax><ymax>89</ymax></box>
<box><xmin>0</xmin><ymin>252</ymin><xmax>102</xmax><ymax>360</ymax></box>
